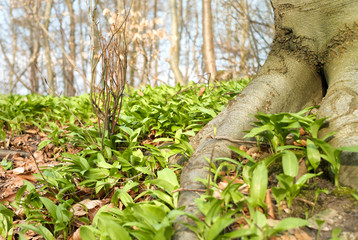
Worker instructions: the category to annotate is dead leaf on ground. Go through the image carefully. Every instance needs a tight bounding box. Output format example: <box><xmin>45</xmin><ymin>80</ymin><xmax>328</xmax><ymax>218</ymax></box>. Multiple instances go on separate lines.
<box><xmin>69</xmin><ymin>228</ymin><xmax>82</xmax><ymax>240</ymax></box>
<box><xmin>198</xmin><ymin>87</ymin><xmax>206</xmax><ymax>96</ymax></box>
<box><xmin>266</xmin><ymin>189</ymin><xmax>275</xmax><ymax>219</ymax></box>
<box><xmin>293</xmin><ymin>228</ymin><xmax>312</xmax><ymax>240</ymax></box>
<box><xmin>12</xmin><ymin>167</ymin><xmax>25</xmax><ymax>174</ymax></box>
<box><xmin>25</xmin><ymin>129</ymin><xmax>38</xmax><ymax>134</ymax></box>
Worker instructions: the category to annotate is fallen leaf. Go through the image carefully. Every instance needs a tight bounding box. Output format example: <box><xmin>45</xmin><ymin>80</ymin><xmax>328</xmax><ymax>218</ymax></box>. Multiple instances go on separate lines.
<box><xmin>266</xmin><ymin>189</ymin><xmax>275</xmax><ymax>219</ymax></box>
<box><xmin>25</xmin><ymin>129</ymin><xmax>38</xmax><ymax>134</ymax></box>
<box><xmin>295</xmin><ymin>158</ymin><xmax>307</xmax><ymax>182</ymax></box>
<box><xmin>238</xmin><ymin>183</ymin><xmax>249</xmax><ymax>195</ymax></box>
<box><xmin>294</xmin><ymin>228</ymin><xmax>312</xmax><ymax>240</ymax></box>
<box><xmin>218</xmin><ymin>181</ymin><xmax>228</xmax><ymax>190</ymax></box>
<box><xmin>198</xmin><ymin>87</ymin><xmax>206</xmax><ymax>96</ymax></box>
<box><xmin>222</xmin><ymin>176</ymin><xmax>244</xmax><ymax>184</ymax></box>
<box><xmin>70</xmin><ymin>228</ymin><xmax>82</xmax><ymax>240</ymax></box>
<box><xmin>12</xmin><ymin>167</ymin><xmax>25</xmax><ymax>174</ymax></box>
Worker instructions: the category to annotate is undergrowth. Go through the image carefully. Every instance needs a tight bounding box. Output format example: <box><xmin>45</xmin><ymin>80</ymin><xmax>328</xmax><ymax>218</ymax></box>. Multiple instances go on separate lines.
<box><xmin>0</xmin><ymin>79</ymin><xmax>358</xmax><ymax>239</ymax></box>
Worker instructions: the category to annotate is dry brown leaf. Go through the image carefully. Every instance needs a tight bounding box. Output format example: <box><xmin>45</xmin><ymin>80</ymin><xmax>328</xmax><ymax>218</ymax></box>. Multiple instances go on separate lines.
<box><xmin>70</xmin><ymin>228</ymin><xmax>82</xmax><ymax>240</ymax></box>
<box><xmin>13</xmin><ymin>137</ymin><xmax>24</xmax><ymax>146</ymax></box>
<box><xmin>266</xmin><ymin>189</ymin><xmax>275</xmax><ymax>219</ymax></box>
<box><xmin>0</xmin><ymin>165</ymin><xmax>5</xmax><ymax>177</ymax></box>
<box><xmin>213</xmin><ymin>189</ymin><xmax>222</xmax><ymax>199</ymax></box>
<box><xmin>239</xmin><ymin>145</ymin><xmax>247</xmax><ymax>152</ymax></box>
<box><xmin>25</xmin><ymin>129</ymin><xmax>38</xmax><ymax>134</ymax></box>
<box><xmin>293</xmin><ymin>228</ymin><xmax>312</xmax><ymax>240</ymax></box>
<box><xmin>278</xmin><ymin>232</ymin><xmax>296</xmax><ymax>240</ymax></box>
<box><xmin>218</xmin><ymin>181</ymin><xmax>228</xmax><ymax>191</ymax></box>
<box><xmin>12</xmin><ymin>155</ymin><xmax>25</xmax><ymax>162</ymax></box>
<box><xmin>295</xmin><ymin>158</ymin><xmax>307</xmax><ymax>182</ymax></box>
<box><xmin>33</xmin><ymin>151</ymin><xmax>44</xmax><ymax>164</ymax></box>
<box><xmin>238</xmin><ymin>183</ymin><xmax>249</xmax><ymax>195</ymax></box>
<box><xmin>18</xmin><ymin>174</ymin><xmax>37</xmax><ymax>183</ymax></box>
<box><xmin>198</xmin><ymin>87</ymin><xmax>206</xmax><ymax>96</ymax></box>
<box><xmin>222</xmin><ymin>176</ymin><xmax>244</xmax><ymax>184</ymax></box>
<box><xmin>72</xmin><ymin>199</ymin><xmax>104</xmax><ymax>217</ymax></box>
<box><xmin>12</xmin><ymin>167</ymin><xmax>25</xmax><ymax>174</ymax></box>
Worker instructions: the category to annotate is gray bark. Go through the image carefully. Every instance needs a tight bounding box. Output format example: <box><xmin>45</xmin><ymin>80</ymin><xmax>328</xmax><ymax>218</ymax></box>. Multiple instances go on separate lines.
<box><xmin>202</xmin><ymin>0</ymin><xmax>217</xmax><ymax>82</ymax></box>
<box><xmin>174</xmin><ymin>0</ymin><xmax>358</xmax><ymax>238</ymax></box>
<box><xmin>65</xmin><ymin>0</ymin><xmax>76</xmax><ymax>96</ymax></box>
<box><xmin>169</xmin><ymin>0</ymin><xmax>185</xmax><ymax>85</ymax></box>
<box><xmin>43</xmin><ymin>0</ymin><xmax>55</xmax><ymax>95</ymax></box>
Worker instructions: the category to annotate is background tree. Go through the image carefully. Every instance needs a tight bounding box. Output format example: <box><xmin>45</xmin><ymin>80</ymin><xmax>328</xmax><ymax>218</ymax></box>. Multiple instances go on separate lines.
<box><xmin>42</xmin><ymin>0</ymin><xmax>55</xmax><ymax>95</ymax></box>
<box><xmin>0</xmin><ymin>0</ymin><xmax>273</xmax><ymax>93</ymax></box>
<box><xmin>169</xmin><ymin>0</ymin><xmax>185</xmax><ymax>85</ymax></box>
<box><xmin>202</xmin><ymin>0</ymin><xmax>217</xmax><ymax>82</ymax></box>
<box><xmin>64</xmin><ymin>0</ymin><xmax>76</xmax><ymax>96</ymax></box>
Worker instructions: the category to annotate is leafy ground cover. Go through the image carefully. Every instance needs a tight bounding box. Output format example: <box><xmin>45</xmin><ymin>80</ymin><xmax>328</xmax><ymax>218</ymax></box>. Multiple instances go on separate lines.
<box><xmin>0</xmin><ymin>79</ymin><xmax>357</xmax><ymax>240</ymax></box>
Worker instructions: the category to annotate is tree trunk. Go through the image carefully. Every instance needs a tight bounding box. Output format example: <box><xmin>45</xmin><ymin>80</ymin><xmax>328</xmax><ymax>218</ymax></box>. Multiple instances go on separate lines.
<box><xmin>65</xmin><ymin>0</ymin><xmax>76</xmax><ymax>96</ymax></box>
<box><xmin>202</xmin><ymin>0</ymin><xmax>217</xmax><ymax>82</ymax></box>
<box><xmin>169</xmin><ymin>0</ymin><xmax>185</xmax><ymax>85</ymax></box>
<box><xmin>174</xmin><ymin>0</ymin><xmax>358</xmax><ymax>238</ymax></box>
<box><xmin>43</xmin><ymin>0</ymin><xmax>55</xmax><ymax>95</ymax></box>
<box><xmin>29</xmin><ymin>1</ymin><xmax>41</xmax><ymax>94</ymax></box>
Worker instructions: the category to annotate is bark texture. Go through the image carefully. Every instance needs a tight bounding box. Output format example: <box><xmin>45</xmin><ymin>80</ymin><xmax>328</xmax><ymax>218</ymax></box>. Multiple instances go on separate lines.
<box><xmin>202</xmin><ymin>0</ymin><xmax>217</xmax><ymax>82</ymax></box>
<box><xmin>174</xmin><ymin>0</ymin><xmax>358</xmax><ymax>239</ymax></box>
<box><xmin>169</xmin><ymin>0</ymin><xmax>185</xmax><ymax>85</ymax></box>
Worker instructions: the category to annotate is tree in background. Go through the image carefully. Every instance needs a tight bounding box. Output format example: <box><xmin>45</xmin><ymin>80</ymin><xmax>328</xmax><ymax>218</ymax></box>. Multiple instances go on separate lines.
<box><xmin>202</xmin><ymin>0</ymin><xmax>217</xmax><ymax>82</ymax></box>
<box><xmin>0</xmin><ymin>0</ymin><xmax>273</xmax><ymax>94</ymax></box>
<box><xmin>169</xmin><ymin>0</ymin><xmax>185</xmax><ymax>85</ymax></box>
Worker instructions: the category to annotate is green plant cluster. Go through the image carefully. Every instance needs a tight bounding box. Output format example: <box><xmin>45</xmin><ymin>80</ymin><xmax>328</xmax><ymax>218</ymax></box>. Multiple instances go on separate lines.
<box><xmin>0</xmin><ymin>94</ymin><xmax>93</xmax><ymax>140</ymax></box>
<box><xmin>0</xmin><ymin>80</ymin><xmax>250</xmax><ymax>239</ymax></box>
<box><xmin>1</xmin><ymin>80</ymin><xmax>357</xmax><ymax>239</ymax></box>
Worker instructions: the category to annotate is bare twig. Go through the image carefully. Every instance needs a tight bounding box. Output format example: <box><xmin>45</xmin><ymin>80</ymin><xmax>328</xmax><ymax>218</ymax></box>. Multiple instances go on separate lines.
<box><xmin>172</xmin><ymin>188</ymin><xmax>207</xmax><ymax>194</ymax></box>
<box><xmin>36</xmin><ymin>65</ymin><xmax>98</xmax><ymax>148</ymax></box>
<box><xmin>208</xmin><ymin>135</ymin><xmax>267</xmax><ymax>146</ymax></box>
<box><xmin>0</xmin><ymin>149</ymin><xmax>30</xmax><ymax>158</ymax></box>
<box><xmin>295</xmin><ymin>197</ymin><xmax>315</xmax><ymax>207</ymax></box>
<box><xmin>23</xmin><ymin>141</ymin><xmax>57</xmax><ymax>195</ymax></box>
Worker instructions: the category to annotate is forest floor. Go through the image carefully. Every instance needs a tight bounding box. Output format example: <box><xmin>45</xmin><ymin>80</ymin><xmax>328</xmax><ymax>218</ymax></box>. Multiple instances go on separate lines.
<box><xmin>1</xmin><ymin>128</ymin><xmax>358</xmax><ymax>240</ymax></box>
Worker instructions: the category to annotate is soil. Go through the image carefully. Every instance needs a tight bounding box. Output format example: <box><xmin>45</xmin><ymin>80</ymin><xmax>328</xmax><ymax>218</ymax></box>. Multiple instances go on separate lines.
<box><xmin>280</xmin><ymin>177</ymin><xmax>358</xmax><ymax>240</ymax></box>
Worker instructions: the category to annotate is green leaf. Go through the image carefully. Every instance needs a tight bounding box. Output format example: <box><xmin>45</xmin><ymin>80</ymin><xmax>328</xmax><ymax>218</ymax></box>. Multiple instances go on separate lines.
<box><xmin>40</xmin><ymin>197</ymin><xmax>57</xmax><ymax>220</ymax></box>
<box><xmin>250</xmin><ymin>161</ymin><xmax>268</xmax><ymax>207</ymax></box>
<box><xmin>116</xmin><ymin>190</ymin><xmax>134</xmax><ymax>207</ymax></box>
<box><xmin>337</xmin><ymin>145</ymin><xmax>358</xmax><ymax>152</ymax></box>
<box><xmin>273</xmin><ymin>218</ymin><xmax>309</xmax><ymax>233</ymax></box>
<box><xmin>80</xmin><ymin>226</ymin><xmax>97</xmax><ymax>240</ymax></box>
<box><xmin>157</xmin><ymin>168</ymin><xmax>179</xmax><ymax>188</ymax></box>
<box><xmin>206</xmin><ymin>213</ymin><xmax>236</xmax><ymax>240</ymax></box>
<box><xmin>37</xmin><ymin>140</ymin><xmax>52</xmax><ymax>151</ymax></box>
<box><xmin>197</xmin><ymin>107</ymin><xmax>217</xmax><ymax>118</ymax></box>
<box><xmin>83</xmin><ymin>168</ymin><xmax>109</xmax><ymax>180</ymax></box>
<box><xmin>306</xmin><ymin>139</ymin><xmax>321</xmax><ymax>171</ymax></box>
<box><xmin>153</xmin><ymin>138</ymin><xmax>173</xmax><ymax>143</ymax></box>
<box><xmin>228</xmin><ymin>146</ymin><xmax>254</xmax><ymax>162</ymax></box>
<box><xmin>1</xmin><ymin>158</ymin><xmax>12</xmax><ymax>170</ymax></box>
<box><xmin>282</xmin><ymin>150</ymin><xmax>298</xmax><ymax>177</ymax></box>
<box><xmin>134</xmin><ymin>166</ymin><xmax>152</xmax><ymax>175</ymax></box>
<box><xmin>18</xmin><ymin>224</ymin><xmax>54</xmax><ymax>240</ymax></box>
<box><xmin>309</xmin><ymin>118</ymin><xmax>327</xmax><ymax>138</ymax></box>
<box><xmin>220</xmin><ymin>228</ymin><xmax>256</xmax><ymax>238</ymax></box>
<box><xmin>244</xmin><ymin>124</ymin><xmax>273</xmax><ymax>139</ymax></box>
<box><xmin>98</xmin><ymin>217</ymin><xmax>131</xmax><ymax>240</ymax></box>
